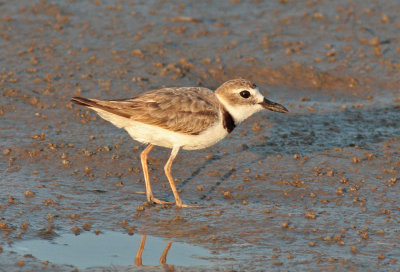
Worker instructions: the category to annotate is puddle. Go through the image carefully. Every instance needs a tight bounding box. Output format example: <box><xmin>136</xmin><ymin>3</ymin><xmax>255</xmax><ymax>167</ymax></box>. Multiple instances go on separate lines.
<box><xmin>7</xmin><ymin>231</ymin><xmax>213</xmax><ymax>269</ymax></box>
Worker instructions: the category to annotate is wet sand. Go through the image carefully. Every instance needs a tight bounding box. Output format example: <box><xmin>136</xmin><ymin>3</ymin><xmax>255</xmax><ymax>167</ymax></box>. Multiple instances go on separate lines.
<box><xmin>1</xmin><ymin>0</ymin><xmax>400</xmax><ymax>271</ymax></box>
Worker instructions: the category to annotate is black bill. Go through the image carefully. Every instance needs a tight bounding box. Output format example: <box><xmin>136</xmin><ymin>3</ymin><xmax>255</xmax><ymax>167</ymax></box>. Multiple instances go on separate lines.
<box><xmin>260</xmin><ymin>98</ymin><xmax>288</xmax><ymax>113</ymax></box>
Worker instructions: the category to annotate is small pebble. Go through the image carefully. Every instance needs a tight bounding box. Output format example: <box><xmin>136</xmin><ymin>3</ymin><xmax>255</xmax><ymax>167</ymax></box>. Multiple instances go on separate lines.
<box><xmin>71</xmin><ymin>226</ymin><xmax>81</xmax><ymax>235</ymax></box>
<box><xmin>305</xmin><ymin>213</ymin><xmax>316</xmax><ymax>219</ymax></box>
<box><xmin>15</xmin><ymin>259</ymin><xmax>25</xmax><ymax>267</ymax></box>
<box><xmin>83</xmin><ymin>223</ymin><xmax>91</xmax><ymax>231</ymax></box>
<box><xmin>24</xmin><ymin>190</ymin><xmax>36</xmax><ymax>198</ymax></box>
<box><xmin>281</xmin><ymin>222</ymin><xmax>289</xmax><ymax>228</ymax></box>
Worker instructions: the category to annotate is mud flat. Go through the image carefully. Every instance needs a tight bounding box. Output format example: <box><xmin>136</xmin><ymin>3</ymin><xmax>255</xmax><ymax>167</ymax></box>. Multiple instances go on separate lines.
<box><xmin>1</xmin><ymin>0</ymin><xmax>400</xmax><ymax>271</ymax></box>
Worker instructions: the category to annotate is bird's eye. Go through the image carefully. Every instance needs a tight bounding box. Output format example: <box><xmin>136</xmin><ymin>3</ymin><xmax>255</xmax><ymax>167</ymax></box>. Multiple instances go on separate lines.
<box><xmin>240</xmin><ymin>90</ymin><xmax>251</xmax><ymax>98</ymax></box>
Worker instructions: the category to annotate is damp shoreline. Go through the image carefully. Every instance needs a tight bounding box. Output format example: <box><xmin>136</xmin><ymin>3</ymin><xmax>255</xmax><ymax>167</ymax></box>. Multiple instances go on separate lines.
<box><xmin>1</xmin><ymin>0</ymin><xmax>400</xmax><ymax>271</ymax></box>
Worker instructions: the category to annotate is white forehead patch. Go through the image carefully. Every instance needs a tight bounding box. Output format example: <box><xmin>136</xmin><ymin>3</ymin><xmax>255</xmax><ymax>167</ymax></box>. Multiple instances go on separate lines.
<box><xmin>253</xmin><ymin>88</ymin><xmax>265</xmax><ymax>103</ymax></box>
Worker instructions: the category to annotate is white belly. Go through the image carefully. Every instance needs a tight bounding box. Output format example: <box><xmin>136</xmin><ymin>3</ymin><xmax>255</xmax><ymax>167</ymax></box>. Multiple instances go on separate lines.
<box><xmin>125</xmin><ymin>120</ymin><xmax>228</xmax><ymax>150</ymax></box>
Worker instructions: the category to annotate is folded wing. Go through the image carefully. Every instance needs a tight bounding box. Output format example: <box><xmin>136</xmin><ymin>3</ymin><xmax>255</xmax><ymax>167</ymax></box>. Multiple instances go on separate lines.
<box><xmin>71</xmin><ymin>87</ymin><xmax>221</xmax><ymax>135</ymax></box>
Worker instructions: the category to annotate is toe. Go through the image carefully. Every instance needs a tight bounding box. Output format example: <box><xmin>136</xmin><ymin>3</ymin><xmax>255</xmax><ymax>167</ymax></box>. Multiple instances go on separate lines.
<box><xmin>150</xmin><ymin>197</ymin><xmax>173</xmax><ymax>205</ymax></box>
<box><xmin>175</xmin><ymin>202</ymin><xmax>202</xmax><ymax>208</ymax></box>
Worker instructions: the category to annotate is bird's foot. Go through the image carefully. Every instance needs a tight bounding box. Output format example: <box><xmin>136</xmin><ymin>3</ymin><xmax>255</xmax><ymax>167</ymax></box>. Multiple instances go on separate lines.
<box><xmin>148</xmin><ymin>197</ymin><xmax>173</xmax><ymax>205</ymax></box>
<box><xmin>175</xmin><ymin>202</ymin><xmax>202</xmax><ymax>208</ymax></box>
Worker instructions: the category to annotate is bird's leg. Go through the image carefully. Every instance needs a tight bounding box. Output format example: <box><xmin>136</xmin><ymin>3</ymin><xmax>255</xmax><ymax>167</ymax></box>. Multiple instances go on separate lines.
<box><xmin>164</xmin><ymin>146</ymin><xmax>197</xmax><ymax>208</ymax></box>
<box><xmin>140</xmin><ymin>144</ymin><xmax>154</xmax><ymax>202</ymax></box>
<box><xmin>140</xmin><ymin>144</ymin><xmax>172</xmax><ymax>205</ymax></box>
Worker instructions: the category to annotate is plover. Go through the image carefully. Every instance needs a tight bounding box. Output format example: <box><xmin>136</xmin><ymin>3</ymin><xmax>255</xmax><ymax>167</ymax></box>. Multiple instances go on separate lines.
<box><xmin>71</xmin><ymin>78</ymin><xmax>288</xmax><ymax>208</ymax></box>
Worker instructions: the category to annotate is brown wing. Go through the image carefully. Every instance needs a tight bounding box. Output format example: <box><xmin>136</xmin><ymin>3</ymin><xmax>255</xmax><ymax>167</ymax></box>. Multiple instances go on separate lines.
<box><xmin>72</xmin><ymin>87</ymin><xmax>221</xmax><ymax>135</ymax></box>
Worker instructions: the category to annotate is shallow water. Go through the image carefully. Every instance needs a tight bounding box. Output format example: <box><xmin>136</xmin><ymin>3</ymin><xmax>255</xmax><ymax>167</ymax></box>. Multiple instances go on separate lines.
<box><xmin>7</xmin><ymin>231</ymin><xmax>212</xmax><ymax>268</ymax></box>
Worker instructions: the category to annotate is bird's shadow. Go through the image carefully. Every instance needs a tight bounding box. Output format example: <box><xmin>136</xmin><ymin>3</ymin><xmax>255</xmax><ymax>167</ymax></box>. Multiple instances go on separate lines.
<box><xmin>177</xmin><ymin>153</ymin><xmax>237</xmax><ymax>201</ymax></box>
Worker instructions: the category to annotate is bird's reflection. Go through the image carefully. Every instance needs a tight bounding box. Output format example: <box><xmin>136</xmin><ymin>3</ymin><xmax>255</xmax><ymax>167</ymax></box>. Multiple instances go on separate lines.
<box><xmin>135</xmin><ymin>234</ymin><xmax>174</xmax><ymax>270</ymax></box>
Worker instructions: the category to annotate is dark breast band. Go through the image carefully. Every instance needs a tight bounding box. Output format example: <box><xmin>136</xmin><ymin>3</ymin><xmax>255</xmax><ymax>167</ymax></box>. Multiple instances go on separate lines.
<box><xmin>222</xmin><ymin>107</ymin><xmax>236</xmax><ymax>133</ymax></box>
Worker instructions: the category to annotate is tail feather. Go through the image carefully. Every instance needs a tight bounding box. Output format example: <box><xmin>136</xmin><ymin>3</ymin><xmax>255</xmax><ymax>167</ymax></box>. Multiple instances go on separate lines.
<box><xmin>71</xmin><ymin>97</ymin><xmax>98</xmax><ymax>107</ymax></box>
<box><xmin>71</xmin><ymin>96</ymin><xmax>131</xmax><ymax>119</ymax></box>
